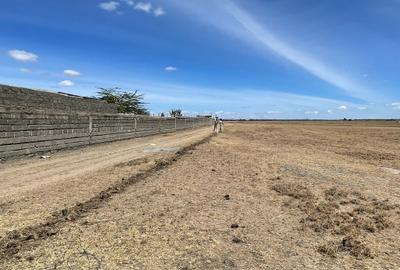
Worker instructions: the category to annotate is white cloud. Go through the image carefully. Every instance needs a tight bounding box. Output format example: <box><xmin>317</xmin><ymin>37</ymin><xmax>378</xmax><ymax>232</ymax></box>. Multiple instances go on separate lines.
<box><xmin>19</xmin><ymin>68</ymin><xmax>31</xmax><ymax>73</ymax></box>
<box><xmin>267</xmin><ymin>111</ymin><xmax>280</xmax><ymax>114</ymax></box>
<box><xmin>64</xmin><ymin>69</ymin><xmax>81</xmax><ymax>77</ymax></box>
<box><xmin>357</xmin><ymin>106</ymin><xmax>367</xmax><ymax>110</ymax></box>
<box><xmin>327</xmin><ymin>110</ymin><xmax>333</xmax><ymax>113</ymax></box>
<box><xmin>58</xmin><ymin>80</ymin><xmax>74</xmax><ymax>87</ymax></box>
<box><xmin>305</xmin><ymin>111</ymin><xmax>319</xmax><ymax>115</ymax></box>
<box><xmin>8</xmin><ymin>50</ymin><xmax>38</xmax><ymax>62</ymax></box>
<box><xmin>338</xmin><ymin>105</ymin><xmax>347</xmax><ymax>110</ymax></box>
<box><xmin>99</xmin><ymin>1</ymin><xmax>120</xmax><ymax>11</ymax></box>
<box><xmin>165</xmin><ymin>66</ymin><xmax>177</xmax><ymax>72</ymax></box>
<box><xmin>392</xmin><ymin>102</ymin><xmax>400</xmax><ymax>110</ymax></box>
<box><xmin>121</xmin><ymin>0</ymin><xmax>134</xmax><ymax>6</ymax></box>
<box><xmin>134</xmin><ymin>2</ymin><xmax>152</xmax><ymax>13</ymax></box>
<box><xmin>215</xmin><ymin>110</ymin><xmax>224</xmax><ymax>115</ymax></box>
<box><xmin>154</xmin><ymin>7</ymin><xmax>165</xmax><ymax>17</ymax></box>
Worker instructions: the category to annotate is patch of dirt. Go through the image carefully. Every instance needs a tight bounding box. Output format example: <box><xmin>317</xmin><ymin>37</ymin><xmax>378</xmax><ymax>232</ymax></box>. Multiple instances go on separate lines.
<box><xmin>382</xmin><ymin>167</ymin><xmax>400</xmax><ymax>175</ymax></box>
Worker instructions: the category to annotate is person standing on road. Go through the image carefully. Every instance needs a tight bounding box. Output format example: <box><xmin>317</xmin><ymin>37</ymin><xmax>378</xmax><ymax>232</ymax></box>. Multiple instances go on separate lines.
<box><xmin>213</xmin><ymin>117</ymin><xmax>219</xmax><ymax>133</ymax></box>
<box><xmin>218</xmin><ymin>119</ymin><xmax>224</xmax><ymax>133</ymax></box>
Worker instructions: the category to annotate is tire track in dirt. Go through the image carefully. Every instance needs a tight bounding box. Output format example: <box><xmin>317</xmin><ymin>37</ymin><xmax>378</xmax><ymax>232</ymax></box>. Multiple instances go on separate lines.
<box><xmin>0</xmin><ymin>128</ymin><xmax>210</xmax><ymax>199</ymax></box>
<box><xmin>0</xmin><ymin>133</ymin><xmax>215</xmax><ymax>262</ymax></box>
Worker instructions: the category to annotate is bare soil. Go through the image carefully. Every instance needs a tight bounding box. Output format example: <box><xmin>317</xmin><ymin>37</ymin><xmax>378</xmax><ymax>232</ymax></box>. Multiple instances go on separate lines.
<box><xmin>1</xmin><ymin>121</ymin><xmax>400</xmax><ymax>269</ymax></box>
<box><xmin>0</xmin><ymin>127</ymin><xmax>212</xmax><ymax>239</ymax></box>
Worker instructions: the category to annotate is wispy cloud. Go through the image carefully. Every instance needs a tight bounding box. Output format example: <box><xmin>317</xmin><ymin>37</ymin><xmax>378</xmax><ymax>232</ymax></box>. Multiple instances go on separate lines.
<box><xmin>154</xmin><ymin>7</ymin><xmax>165</xmax><ymax>17</ymax></box>
<box><xmin>168</xmin><ymin>0</ymin><xmax>378</xmax><ymax>101</ymax></box>
<box><xmin>305</xmin><ymin>111</ymin><xmax>319</xmax><ymax>115</ymax></box>
<box><xmin>19</xmin><ymin>68</ymin><xmax>31</xmax><ymax>73</ymax></box>
<box><xmin>338</xmin><ymin>105</ymin><xmax>347</xmax><ymax>110</ymax></box>
<box><xmin>164</xmin><ymin>66</ymin><xmax>177</xmax><ymax>72</ymax></box>
<box><xmin>64</xmin><ymin>69</ymin><xmax>81</xmax><ymax>77</ymax></box>
<box><xmin>392</xmin><ymin>102</ymin><xmax>400</xmax><ymax>110</ymax></box>
<box><xmin>134</xmin><ymin>2</ymin><xmax>152</xmax><ymax>13</ymax></box>
<box><xmin>357</xmin><ymin>106</ymin><xmax>367</xmax><ymax>110</ymax></box>
<box><xmin>120</xmin><ymin>0</ymin><xmax>134</xmax><ymax>6</ymax></box>
<box><xmin>99</xmin><ymin>1</ymin><xmax>120</xmax><ymax>12</ymax></box>
<box><xmin>8</xmin><ymin>50</ymin><xmax>38</xmax><ymax>62</ymax></box>
<box><xmin>58</xmin><ymin>80</ymin><xmax>74</xmax><ymax>87</ymax></box>
<box><xmin>222</xmin><ymin>2</ymin><xmax>376</xmax><ymax>101</ymax></box>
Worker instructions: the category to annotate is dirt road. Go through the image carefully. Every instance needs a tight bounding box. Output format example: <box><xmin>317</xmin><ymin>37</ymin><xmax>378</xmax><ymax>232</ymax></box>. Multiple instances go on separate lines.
<box><xmin>1</xmin><ymin>121</ymin><xmax>400</xmax><ymax>269</ymax></box>
<box><xmin>0</xmin><ymin>127</ymin><xmax>212</xmax><ymax>238</ymax></box>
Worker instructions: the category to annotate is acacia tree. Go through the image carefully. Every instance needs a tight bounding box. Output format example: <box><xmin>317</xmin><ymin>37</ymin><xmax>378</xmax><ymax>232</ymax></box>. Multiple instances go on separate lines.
<box><xmin>97</xmin><ymin>87</ymin><xmax>149</xmax><ymax>115</ymax></box>
<box><xmin>169</xmin><ymin>109</ymin><xmax>182</xmax><ymax>117</ymax></box>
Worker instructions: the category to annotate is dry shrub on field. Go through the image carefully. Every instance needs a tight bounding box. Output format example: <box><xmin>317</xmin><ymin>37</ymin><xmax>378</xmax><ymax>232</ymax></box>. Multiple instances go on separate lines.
<box><xmin>271</xmin><ymin>183</ymin><xmax>399</xmax><ymax>258</ymax></box>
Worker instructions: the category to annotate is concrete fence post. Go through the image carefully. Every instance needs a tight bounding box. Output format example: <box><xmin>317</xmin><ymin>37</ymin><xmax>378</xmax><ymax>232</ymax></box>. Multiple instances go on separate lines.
<box><xmin>174</xmin><ymin>117</ymin><xmax>177</xmax><ymax>131</ymax></box>
<box><xmin>88</xmin><ymin>115</ymin><xmax>93</xmax><ymax>145</ymax></box>
<box><xmin>134</xmin><ymin>117</ymin><xmax>137</xmax><ymax>135</ymax></box>
<box><xmin>88</xmin><ymin>116</ymin><xmax>93</xmax><ymax>134</ymax></box>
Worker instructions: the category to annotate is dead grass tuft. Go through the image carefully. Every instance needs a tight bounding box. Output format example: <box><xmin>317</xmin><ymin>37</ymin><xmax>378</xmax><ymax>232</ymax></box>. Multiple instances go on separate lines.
<box><xmin>318</xmin><ymin>235</ymin><xmax>373</xmax><ymax>258</ymax></box>
<box><xmin>271</xmin><ymin>183</ymin><xmax>314</xmax><ymax>201</ymax></box>
<box><xmin>324</xmin><ymin>187</ymin><xmax>348</xmax><ymax>201</ymax></box>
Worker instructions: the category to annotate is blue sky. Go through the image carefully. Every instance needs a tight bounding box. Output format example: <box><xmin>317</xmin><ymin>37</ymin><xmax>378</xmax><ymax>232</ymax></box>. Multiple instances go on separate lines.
<box><xmin>1</xmin><ymin>0</ymin><xmax>400</xmax><ymax>119</ymax></box>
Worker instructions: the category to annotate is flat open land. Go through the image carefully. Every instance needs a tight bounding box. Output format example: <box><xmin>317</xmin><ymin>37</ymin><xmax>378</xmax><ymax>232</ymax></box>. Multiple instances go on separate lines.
<box><xmin>1</xmin><ymin>121</ymin><xmax>400</xmax><ymax>269</ymax></box>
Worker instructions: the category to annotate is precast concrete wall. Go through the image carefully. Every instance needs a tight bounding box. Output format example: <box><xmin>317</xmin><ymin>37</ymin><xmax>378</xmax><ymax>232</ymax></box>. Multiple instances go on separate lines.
<box><xmin>0</xmin><ymin>109</ymin><xmax>212</xmax><ymax>159</ymax></box>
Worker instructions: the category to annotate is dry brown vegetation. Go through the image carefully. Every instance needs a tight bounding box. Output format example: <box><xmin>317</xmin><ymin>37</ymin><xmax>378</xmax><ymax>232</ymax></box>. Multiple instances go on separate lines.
<box><xmin>273</xmin><ymin>182</ymin><xmax>398</xmax><ymax>258</ymax></box>
<box><xmin>0</xmin><ymin>121</ymin><xmax>400</xmax><ymax>269</ymax></box>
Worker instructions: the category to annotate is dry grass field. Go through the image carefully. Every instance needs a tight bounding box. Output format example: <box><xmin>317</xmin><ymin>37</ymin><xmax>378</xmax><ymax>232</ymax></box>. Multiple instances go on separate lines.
<box><xmin>1</xmin><ymin>121</ymin><xmax>400</xmax><ymax>269</ymax></box>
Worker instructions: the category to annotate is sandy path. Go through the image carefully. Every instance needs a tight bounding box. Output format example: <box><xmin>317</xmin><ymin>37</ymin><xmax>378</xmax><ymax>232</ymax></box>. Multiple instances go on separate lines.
<box><xmin>0</xmin><ymin>127</ymin><xmax>211</xmax><ymax>198</ymax></box>
<box><xmin>0</xmin><ymin>127</ymin><xmax>212</xmax><ymax>237</ymax></box>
